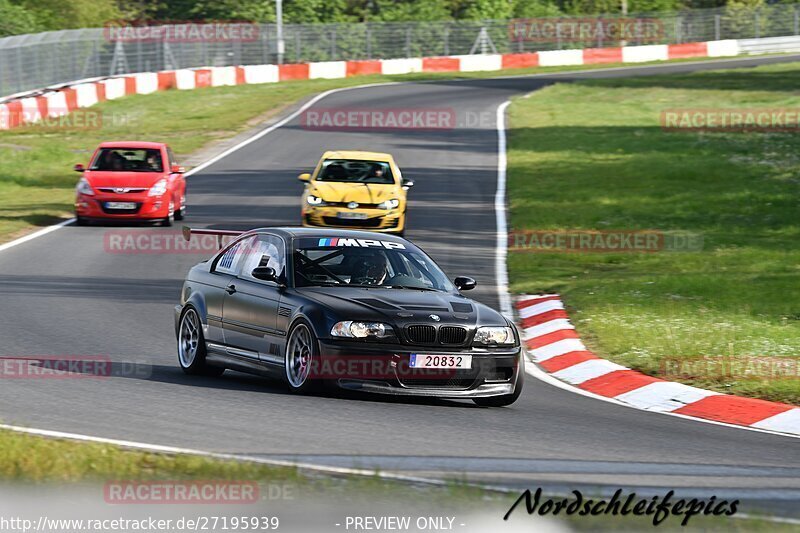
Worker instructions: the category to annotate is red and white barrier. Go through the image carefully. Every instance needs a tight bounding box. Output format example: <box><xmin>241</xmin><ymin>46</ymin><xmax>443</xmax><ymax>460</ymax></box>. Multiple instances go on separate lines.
<box><xmin>0</xmin><ymin>39</ymin><xmax>740</xmax><ymax>130</ymax></box>
<box><xmin>518</xmin><ymin>295</ymin><xmax>800</xmax><ymax>436</ymax></box>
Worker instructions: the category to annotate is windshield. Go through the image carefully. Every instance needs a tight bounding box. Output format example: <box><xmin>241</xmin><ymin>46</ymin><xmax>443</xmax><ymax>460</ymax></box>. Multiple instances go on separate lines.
<box><xmin>91</xmin><ymin>148</ymin><xmax>163</xmax><ymax>172</ymax></box>
<box><xmin>293</xmin><ymin>237</ymin><xmax>453</xmax><ymax>291</ymax></box>
<box><xmin>316</xmin><ymin>159</ymin><xmax>394</xmax><ymax>184</ymax></box>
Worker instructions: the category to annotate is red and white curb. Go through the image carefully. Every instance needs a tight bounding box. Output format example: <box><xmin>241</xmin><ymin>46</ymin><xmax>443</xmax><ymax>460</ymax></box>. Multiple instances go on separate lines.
<box><xmin>518</xmin><ymin>294</ymin><xmax>800</xmax><ymax>437</ymax></box>
<box><xmin>0</xmin><ymin>39</ymin><xmax>741</xmax><ymax>130</ymax></box>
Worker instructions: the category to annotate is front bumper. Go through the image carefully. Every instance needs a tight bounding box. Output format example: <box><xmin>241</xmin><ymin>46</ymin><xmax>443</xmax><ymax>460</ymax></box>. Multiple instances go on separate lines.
<box><xmin>75</xmin><ymin>193</ymin><xmax>171</xmax><ymax>220</ymax></box>
<box><xmin>316</xmin><ymin>339</ymin><xmax>521</xmax><ymax>399</ymax></box>
<box><xmin>301</xmin><ymin>206</ymin><xmax>404</xmax><ymax>233</ymax></box>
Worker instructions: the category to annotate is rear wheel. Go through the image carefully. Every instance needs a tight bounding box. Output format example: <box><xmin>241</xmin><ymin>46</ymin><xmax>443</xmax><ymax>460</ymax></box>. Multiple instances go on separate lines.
<box><xmin>178</xmin><ymin>307</ymin><xmax>224</xmax><ymax>376</ymax></box>
<box><xmin>284</xmin><ymin>321</ymin><xmax>321</xmax><ymax>394</ymax></box>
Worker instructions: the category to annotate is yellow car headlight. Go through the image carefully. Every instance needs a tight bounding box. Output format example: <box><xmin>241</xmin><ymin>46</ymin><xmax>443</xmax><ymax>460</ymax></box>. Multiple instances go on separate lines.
<box><xmin>377</xmin><ymin>198</ymin><xmax>400</xmax><ymax>210</ymax></box>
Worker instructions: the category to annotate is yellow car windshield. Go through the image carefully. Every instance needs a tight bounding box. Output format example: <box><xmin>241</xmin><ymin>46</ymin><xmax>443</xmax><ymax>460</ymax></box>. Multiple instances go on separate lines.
<box><xmin>317</xmin><ymin>159</ymin><xmax>394</xmax><ymax>185</ymax></box>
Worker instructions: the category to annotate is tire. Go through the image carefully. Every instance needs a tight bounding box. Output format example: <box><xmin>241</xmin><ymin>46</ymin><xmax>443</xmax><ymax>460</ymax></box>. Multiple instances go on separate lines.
<box><xmin>74</xmin><ymin>215</ymin><xmax>88</xmax><ymax>226</ymax></box>
<box><xmin>174</xmin><ymin>195</ymin><xmax>186</xmax><ymax>221</ymax></box>
<box><xmin>284</xmin><ymin>321</ymin><xmax>321</xmax><ymax>394</ymax></box>
<box><xmin>472</xmin><ymin>358</ymin><xmax>524</xmax><ymax>407</ymax></box>
<box><xmin>177</xmin><ymin>307</ymin><xmax>224</xmax><ymax>376</ymax></box>
<box><xmin>162</xmin><ymin>200</ymin><xmax>174</xmax><ymax>227</ymax></box>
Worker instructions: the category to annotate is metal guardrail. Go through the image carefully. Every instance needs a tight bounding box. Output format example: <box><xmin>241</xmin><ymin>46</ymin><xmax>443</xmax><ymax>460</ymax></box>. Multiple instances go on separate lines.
<box><xmin>2</xmin><ymin>4</ymin><xmax>800</xmax><ymax>96</ymax></box>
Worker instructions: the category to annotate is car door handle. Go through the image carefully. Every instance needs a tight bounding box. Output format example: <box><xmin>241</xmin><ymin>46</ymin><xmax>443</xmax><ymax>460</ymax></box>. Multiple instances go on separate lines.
<box><xmin>225</xmin><ymin>284</ymin><xmax>236</xmax><ymax>294</ymax></box>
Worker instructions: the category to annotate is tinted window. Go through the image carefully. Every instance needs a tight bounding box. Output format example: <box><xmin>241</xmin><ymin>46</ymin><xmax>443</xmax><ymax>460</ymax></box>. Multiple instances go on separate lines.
<box><xmin>316</xmin><ymin>159</ymin><xmax>393</xmax><ymax>184</ymax></box>
<box><xmin>91</xmin><ymin>148</ymin><xmax>163</xmax><ymax>172</ymax></box>
<box><xmin>293</xmin><ymin>238</ymin><xmax>452</xmax><ymax>291</ymax></box>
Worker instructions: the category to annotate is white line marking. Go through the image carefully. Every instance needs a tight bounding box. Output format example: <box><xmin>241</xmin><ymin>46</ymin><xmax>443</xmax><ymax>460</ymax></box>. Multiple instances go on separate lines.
<box><xmin>0</xmin><ymin>218</ymin><xmax>75</xmax><ymax>253</ymax></box>
<box><xmin>495</xmin><ymin>100</ymin><xmax>513</xmax><ymax>319</ymax></box>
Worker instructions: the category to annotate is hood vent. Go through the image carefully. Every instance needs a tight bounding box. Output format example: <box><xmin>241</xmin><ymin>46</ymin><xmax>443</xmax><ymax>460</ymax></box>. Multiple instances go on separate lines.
<box><xmin>451</xmin><ymin>302</ymin><xmax>473</xmax><ymax>313</ymax></box>
<box><xmin>354</xmin><ymin>298</ymin><xmax>399</xmax><ymax>310</ymax></box>
<box><xmin>401</xmin><ymin>305</ymin><xmax>449</xmax><ymax>312</ymax></box>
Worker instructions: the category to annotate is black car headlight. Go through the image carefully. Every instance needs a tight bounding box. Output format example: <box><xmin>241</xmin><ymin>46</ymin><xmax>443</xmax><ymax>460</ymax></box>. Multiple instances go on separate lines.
<box><xmin>473</xmin><ymin>326</ymin><xmax>515</xmax><ymax>346</ymax></box>
<box><xmin>331</xmin><ymin>321</ymin><xmax>395</xmax><ymax>340</ymax></box>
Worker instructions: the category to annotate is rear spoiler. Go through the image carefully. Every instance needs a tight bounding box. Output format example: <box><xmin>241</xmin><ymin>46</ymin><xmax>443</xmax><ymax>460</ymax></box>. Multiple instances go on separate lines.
<box><xmin>181</xmin><ymin>226</ymin><xmax>244</xmax><ymax>248</ymax></box>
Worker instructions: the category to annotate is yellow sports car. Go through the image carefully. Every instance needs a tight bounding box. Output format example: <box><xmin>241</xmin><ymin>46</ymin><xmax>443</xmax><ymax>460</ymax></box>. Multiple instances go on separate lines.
<box><xmin>299</xmin><ymin>150</ymin><xmax>413</xmax><ymax>235</ymax></box>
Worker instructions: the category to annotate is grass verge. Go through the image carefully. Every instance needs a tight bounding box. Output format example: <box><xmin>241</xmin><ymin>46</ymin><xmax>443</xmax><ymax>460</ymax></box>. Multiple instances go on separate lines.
<box><xmin>507</xmin><ymin>61</ymin><xmax>800</xmax><ymax>405</ymax></box>
<box><xmin>0</xmin><ymin>54</ymin><xmax>736</xmax><ymax>244</ymax></box>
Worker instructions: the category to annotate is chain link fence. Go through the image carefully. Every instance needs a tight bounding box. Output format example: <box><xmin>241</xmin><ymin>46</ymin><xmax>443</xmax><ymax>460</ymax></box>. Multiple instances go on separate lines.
<box><xmin>2</xmin><ymin>4</ymin><xmax>800</xmax><ymax>97</ymax></box>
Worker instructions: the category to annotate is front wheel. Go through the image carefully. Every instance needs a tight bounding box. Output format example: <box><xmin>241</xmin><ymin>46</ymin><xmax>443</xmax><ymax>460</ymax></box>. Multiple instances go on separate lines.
<box><xmin>284</xmin><ymin>321</ymin><xmax>321</xmax><ymax>394</ymax></box>
<box><xmin>162</xmin><ymin>200</ymin><xmax>175</xmax><ymax>226</ymax></box>
<box><xmin>174</xmin><ymin>195</ymin><xmax>186</xmax><ymax>221</ymax></box>
<box><xmin>473</xmin><ymin>359</ymin><xmax>524</xmax><ymax>407</ymax></box>
<box><xmin>178</xmin><ymin>307</ymin><xmax>224</xmax><ymax>376</ymax></box>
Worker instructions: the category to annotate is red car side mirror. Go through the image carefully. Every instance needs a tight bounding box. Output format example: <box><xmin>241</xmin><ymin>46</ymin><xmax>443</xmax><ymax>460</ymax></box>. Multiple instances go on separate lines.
<box><xmin>74</xmin><ymin>164</ymin><xmax>85</xmax><ymax>172</ymax></box>
<box><xmin>171</xmin><ymin>164</ymin><xmax>185</xmax><ymax>174</ymax></box>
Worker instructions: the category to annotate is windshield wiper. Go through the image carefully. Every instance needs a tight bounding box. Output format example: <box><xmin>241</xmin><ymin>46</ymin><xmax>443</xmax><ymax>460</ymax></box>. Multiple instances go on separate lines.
<box><xmin>387</xmin><ymin>285</ymin><xmax>440</xmax><ymax>292</ymax></box>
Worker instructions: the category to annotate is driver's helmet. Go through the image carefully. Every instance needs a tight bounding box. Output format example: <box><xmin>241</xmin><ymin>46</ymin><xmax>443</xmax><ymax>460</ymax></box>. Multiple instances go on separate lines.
<box><xmin>349</xmin><ymin>250</ymin><xmax>389</xmax><ymax>285</ymax></box>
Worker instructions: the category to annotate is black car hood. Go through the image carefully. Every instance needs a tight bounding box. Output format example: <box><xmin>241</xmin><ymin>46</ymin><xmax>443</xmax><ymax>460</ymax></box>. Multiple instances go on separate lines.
<box><xmin>297</xmin><ymin>286</ymin><xmax>508</xmax><ymax>327</ymax></box>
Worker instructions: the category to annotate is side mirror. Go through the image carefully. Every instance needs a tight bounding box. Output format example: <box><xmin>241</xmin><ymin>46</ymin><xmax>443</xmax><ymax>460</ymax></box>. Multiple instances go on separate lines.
<box><xmin>453</xmin><ymin>276</ymin><xmax>476</xmax><ymax>291</ymax></box>
<box><xmin>402</xmin><ymin>179</ymin><xmax>414</xmax><ymax>190</ymax></box>
<box><xmin>298</xmin><ymin>173</ymin><xmax>311</xmax><ymax>182</ymax></box>
<box><xmin>171</xmin><ymin>164</ymin><xmax>185</xmax><ymax>174</ymax></box>
<box><xmin>74</xmin><ymin>164</ymin><xmax>85</xmax><ymax>172</ymax></box>
<box><xmin>251</xmin><ymin>266</ymin><xmax>278</xmax><ymax>282</ymax></box>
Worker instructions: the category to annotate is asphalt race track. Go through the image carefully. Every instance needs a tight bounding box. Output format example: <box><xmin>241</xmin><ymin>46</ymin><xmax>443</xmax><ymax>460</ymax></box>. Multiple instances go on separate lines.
<box><xmin>1</xmin><ymin>55</ymin><xmax>799</xmax><ymax>516</ymax></box>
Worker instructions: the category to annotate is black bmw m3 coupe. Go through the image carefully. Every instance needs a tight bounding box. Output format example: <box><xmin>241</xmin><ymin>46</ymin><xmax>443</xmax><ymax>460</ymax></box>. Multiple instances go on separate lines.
<box><xmin>175</xmin><ymin>227</ymin><xmax>523</xmax><ymax>406</ymax></box>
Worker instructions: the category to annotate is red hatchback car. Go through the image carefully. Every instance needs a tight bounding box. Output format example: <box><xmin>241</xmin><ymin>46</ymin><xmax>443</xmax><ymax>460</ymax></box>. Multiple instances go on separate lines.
<box><xmin>74</xmin><ymin>141</ymin><xmax>186</xmax><ymax>225</ymax></box>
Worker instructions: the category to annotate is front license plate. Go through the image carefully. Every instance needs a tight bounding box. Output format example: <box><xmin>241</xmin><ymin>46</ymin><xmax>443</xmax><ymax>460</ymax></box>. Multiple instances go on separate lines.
<box><xmin>105</xmin><ymin>202</ymin><xmax>136</xmax><ymax>210</ymax></box>
<box><xmin>337</xmin><ymin>211</ymin><xmax>367</xmax><ymax>220</ymax></box>
<box><xmin>409</xmin><ymin>354</ymin><xmax>472</xmax><ymax>369</ymax></box>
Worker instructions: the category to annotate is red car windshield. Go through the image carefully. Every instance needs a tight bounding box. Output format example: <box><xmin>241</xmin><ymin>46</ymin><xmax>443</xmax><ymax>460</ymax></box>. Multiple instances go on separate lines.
<box><xmin>91</xmin><ymin>148</ymin><xmax>163</xmax><ymax>172</ymax></box>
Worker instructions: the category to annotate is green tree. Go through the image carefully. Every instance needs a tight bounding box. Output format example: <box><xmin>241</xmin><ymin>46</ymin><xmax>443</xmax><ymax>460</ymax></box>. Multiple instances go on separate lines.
<box><xmin>19</xmin><ymin>0</ymin><xmax>123</xmax><ymax>29</ymax></box>
<box><xmin>512</xmin><ymin>0</ymin><xmax>562</xmax><ymax>17</ymax></box>
<box><xmin>372</xmin><ymin>0</ymin><xmax>451</xmax><ymax>21</ymax></box>
<box><xmin>0</xmin><ymin>0</ymin><xmax>40</xmax><ymax>36</ymax></box>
